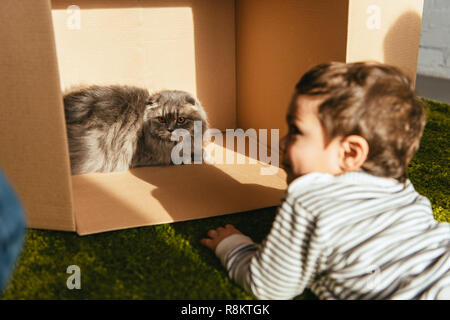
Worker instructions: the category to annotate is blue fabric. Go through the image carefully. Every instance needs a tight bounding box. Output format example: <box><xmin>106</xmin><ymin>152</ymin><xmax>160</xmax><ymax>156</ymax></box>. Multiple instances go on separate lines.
<box><xmin>0</xmin><ymin>168</ymin><xmax>26</xmax><ymax>292</ymax></box>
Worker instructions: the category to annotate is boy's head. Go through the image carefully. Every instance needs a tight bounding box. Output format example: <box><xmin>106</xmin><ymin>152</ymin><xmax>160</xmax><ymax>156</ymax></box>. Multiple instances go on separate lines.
<box><xmin>281</xmin><ymin>61</ymin><xmax>426</xmax><ymax>184</ymax></box>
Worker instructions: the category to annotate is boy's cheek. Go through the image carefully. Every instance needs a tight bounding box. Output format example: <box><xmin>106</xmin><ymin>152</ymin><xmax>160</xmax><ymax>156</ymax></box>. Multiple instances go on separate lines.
<box><xmin>279</xmin><ymin>135</ymin><xmax>288</xmax><ymax>153</ymax></box>
<box><xmin>285</xmin><ymin>160</ymin><xmax>302</xmax><ymax>183</ymax></box>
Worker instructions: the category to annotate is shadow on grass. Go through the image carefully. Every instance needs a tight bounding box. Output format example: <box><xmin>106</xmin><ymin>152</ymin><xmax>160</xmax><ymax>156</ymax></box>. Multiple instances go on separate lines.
<box><xmin>2</xmin><ymin>224</ymin><xmax>252</xmax><ymax>299</ymax></box>
<box><xmin>170</xmin><ymin>206</ymin><xmax>318</xmax><ymax>300</ymax></box>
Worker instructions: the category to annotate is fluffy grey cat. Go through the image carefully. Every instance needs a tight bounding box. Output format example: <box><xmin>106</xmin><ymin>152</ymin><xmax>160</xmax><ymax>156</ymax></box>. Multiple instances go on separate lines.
<box><xmin>63</xmin><ymin>85</ymin><xmax>209</xmax><ymax>175</ymax></box>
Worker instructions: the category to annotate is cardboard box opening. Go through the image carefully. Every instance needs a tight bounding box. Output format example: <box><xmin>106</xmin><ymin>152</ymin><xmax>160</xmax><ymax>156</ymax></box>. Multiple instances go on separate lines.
<box><xmin>0</xmin><ymin>0</ymin><xmax>423</xmax><ymax>235</ymax></box>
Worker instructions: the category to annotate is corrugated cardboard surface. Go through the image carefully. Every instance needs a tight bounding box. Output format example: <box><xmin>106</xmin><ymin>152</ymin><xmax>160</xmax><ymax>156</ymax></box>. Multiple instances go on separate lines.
<box><xmin>236</xmin><ymin>0</ymin><xmax>349</xmax><ymax>139</ymax></box>
<box><xmin>236</xmin><ymin>0</ymin><xmax>424</xmax><ymax>137</ymax></box>
<box><xmin>346</xmin><ymin>0</ymin><xmax>424</xmax><ymax>85</ymax></box>
<box><xmin>51</xmin><ymin>0</ymin><xmax>236</xmax><ymax>131</ymax></box>
<box><xmin>1</xmin><ymin>0</ymin><xmax>424</xmax><ymax>235</ymax></box>
<box><xmin>0</xmin><ymin>0</ymin><xmax>75</xmax><ymax>231</ymax></box>
<box><xmin>73</xmin><ymin>143</ymin><xmax>287</xmax><ymax>235</ymax></box>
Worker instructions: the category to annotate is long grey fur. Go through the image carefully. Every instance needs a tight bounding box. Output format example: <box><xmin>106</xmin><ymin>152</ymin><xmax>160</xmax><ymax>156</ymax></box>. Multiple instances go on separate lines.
<box><xmin>63</xmin><ymin>84</ymin><xmax>209</xmax><ymax>175</ymax></box>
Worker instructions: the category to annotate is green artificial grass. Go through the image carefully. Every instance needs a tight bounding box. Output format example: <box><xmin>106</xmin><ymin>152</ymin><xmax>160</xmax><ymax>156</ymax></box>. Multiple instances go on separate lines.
<box><xmin>1</xmin><ymin>98</ymin><xmax>448</xmax><ymax>300</ymax></box>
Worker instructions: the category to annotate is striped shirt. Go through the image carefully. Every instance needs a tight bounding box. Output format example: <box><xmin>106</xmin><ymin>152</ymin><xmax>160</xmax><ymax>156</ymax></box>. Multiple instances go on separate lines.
<box><xmin>215</xmin><ymin>171</ymin><xmax>450</xmax><ymax>300</ymax></box>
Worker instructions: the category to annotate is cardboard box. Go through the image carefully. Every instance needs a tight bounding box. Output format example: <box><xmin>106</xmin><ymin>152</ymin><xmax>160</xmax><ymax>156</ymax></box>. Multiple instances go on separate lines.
<box><xmin>0</xmin><ymin>0</ymin><xmax>423</xmax><ymax>235</ymax></box>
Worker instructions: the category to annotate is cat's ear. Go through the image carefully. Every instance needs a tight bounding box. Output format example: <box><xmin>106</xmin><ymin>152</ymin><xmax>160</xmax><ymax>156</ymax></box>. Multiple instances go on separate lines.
<box><xmin>186</xmin><ymin>96</ymin><xmax>197</xmax><ymax>105</ymax></box>
<box><xmin>144</xmin><ymin>99</ymin><xmax>161</xmax><ymax>122</ymax></box>
<box><xmin>146</xmin><ymin>93</ymin><xmax>161</xmax><ymax>109</ymax></box>
<box><xmin>145</xmin><ymin>100</ymin><xmax>158</xmax><ymax>109</ymax></box>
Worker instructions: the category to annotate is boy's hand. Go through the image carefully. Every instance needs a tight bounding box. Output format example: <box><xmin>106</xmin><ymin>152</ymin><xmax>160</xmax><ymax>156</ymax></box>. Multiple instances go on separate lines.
<box><xmin>200</xmin><ymin>224</ymin><xmax>243</xmax><ymax>251</ymax></box>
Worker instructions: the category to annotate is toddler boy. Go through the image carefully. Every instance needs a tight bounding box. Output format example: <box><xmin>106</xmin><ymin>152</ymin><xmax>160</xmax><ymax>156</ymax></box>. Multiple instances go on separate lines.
<box><xmin>200</xmin><ymin>62</ymin><xmax>450</xmax><ymax>300</ymax></box>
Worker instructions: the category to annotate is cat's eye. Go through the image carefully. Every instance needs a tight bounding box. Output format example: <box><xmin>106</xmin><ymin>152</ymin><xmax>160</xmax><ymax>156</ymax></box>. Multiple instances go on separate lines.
<box><xmin>158</xmin><ymin>117</ymin><xmax>166</xmax><ymax>123</ymax></box>
<box><xmin>289</xmin><ymin>124</ymin><xmax>302</xmax><ymax>135</ymax></box>
<box><xmin>177</xmin><ymin>117</ymin><xmax>186</xmax><ymax>124</ymax></box>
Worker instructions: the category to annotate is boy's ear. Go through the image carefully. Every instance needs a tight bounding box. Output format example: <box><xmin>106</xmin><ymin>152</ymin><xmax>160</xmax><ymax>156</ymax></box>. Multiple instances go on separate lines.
<box><xmin>338</xmin><ymin>135</ymin><xmax>369</xmax><ymax>172</ymax></box>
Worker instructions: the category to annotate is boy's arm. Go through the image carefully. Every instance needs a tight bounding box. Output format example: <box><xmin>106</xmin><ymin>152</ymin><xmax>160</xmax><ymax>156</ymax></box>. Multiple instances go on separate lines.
<box><xmin>214</xmin><ymin>199</ymin><xmax>322</xmax><ymax>300</ymax></box>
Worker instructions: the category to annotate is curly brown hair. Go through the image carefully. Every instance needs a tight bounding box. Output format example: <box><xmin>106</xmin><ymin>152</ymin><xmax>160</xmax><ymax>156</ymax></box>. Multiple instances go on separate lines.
<box><xmin>294</xmin><ymin>61</ymin><xmax>426</xmax><ymax>183</ymax></box>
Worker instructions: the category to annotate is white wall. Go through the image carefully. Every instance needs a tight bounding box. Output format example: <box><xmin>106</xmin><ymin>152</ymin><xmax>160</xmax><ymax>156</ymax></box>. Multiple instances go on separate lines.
<box><xmin>417</xmin><ymin>0</ymin><xmax>450</xmax><ymax>79</ymax></box>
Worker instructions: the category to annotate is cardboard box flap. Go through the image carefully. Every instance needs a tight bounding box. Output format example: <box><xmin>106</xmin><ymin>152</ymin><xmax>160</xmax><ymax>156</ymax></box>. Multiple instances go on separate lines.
<box><xmin>346</xmin><ymin>0</ymin><xmax>424</xmax><ymax>85</ymax></box>
<box><xmin>0</xmin><ymin>0</ymin><xmax>75</xmax><ymax>231</ymax></box>
<box><xmin>73</xmin><ymin>143</ymin><xmax>287</xmax><ymax>235</ymax></box>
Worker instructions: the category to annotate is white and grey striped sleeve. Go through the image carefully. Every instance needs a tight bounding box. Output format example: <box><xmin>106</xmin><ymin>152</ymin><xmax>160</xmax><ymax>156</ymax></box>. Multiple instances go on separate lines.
<box><xmin>215</xmin><ymin>197</ymin><xmax>323</xmax><ymax>300</ymax></box>
<box><xmin>216</xmin><ymin>171</ymin><xmax>450</xmax><ymax>300</ymax></box>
